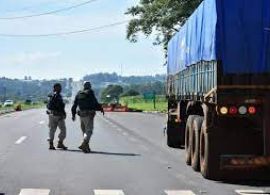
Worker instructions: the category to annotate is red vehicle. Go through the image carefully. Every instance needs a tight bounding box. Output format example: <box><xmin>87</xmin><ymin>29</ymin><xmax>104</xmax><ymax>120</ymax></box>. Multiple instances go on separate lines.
<box><xmin>102</xmin><ymin>104</ymin><xmax>129</xmax><ymax>112</ymax></box>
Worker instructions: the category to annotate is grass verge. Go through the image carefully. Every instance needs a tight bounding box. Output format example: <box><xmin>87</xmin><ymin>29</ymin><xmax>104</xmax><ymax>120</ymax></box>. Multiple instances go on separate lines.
<box><xmin>0</xmin><ymin>102</ymin><xmax>45</xmax><ymax>113</ymax></box>
<box><xmin>120</xmin><ymin>95</ymin><xmax>167</xmax><ymax>112</ymax></box>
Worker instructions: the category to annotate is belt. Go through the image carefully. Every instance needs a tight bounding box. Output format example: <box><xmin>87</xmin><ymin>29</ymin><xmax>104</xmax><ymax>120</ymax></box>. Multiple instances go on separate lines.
<box><xmin>77</xmin><ymin>110</ymin><xmax>95</xmax><ymax>117</ymax></box>
<box><xmin>48</xmin><ymin>110</ymin><xmax>65</xmax><ymax>116</ymax></box>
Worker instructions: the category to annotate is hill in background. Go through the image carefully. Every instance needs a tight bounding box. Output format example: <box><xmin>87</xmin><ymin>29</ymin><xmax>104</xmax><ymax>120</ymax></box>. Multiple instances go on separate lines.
<box><xmin>82</xmin><ymin>73</ymin><xmax>165</xmax><ymax>88</ymax></box>
<box><xmin>0</xmin><ymin>73</ymin><xmax>166</xmax><ymax>102</ymax></box>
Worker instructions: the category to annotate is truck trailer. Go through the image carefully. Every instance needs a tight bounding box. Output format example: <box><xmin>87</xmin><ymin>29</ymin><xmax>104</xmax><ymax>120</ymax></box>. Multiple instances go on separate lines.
<box><xmin>166</xmin><ymin>0</ymin><xmax>270</xmax><ymax>180</ymax></box>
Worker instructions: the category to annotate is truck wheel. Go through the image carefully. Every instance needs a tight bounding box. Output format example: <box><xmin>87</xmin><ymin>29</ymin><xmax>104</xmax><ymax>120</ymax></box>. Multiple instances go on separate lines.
<box><xmin>200</xmin><ymin>122</ymin><xmax>219</xmax><ymax>180</ymax></box>
<box><xmin>185</xmin><ymin>115</ymin><xmax>196</xmax><ymax>165</ymax></box>
<box><xmin>191</xmin><ymin>116</ymin><xmax>204</xmax><ymax>171</ymax></box>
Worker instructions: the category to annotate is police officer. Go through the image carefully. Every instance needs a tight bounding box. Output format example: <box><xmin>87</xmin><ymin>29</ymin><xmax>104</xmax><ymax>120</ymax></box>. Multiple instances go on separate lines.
<box><xmin>47</xmin><ymin>83</ymin><xmax>68</xmax><ymax>150</ymax></box>
<box><xmin>71</xmin><ymin>81</ymin><xmax>104</xmax><ymax>153</ymax></box>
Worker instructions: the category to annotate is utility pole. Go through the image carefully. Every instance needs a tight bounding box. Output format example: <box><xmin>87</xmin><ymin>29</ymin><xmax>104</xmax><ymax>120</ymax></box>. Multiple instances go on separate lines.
<box><xmin>118</xmin><ymin>64</ymin><xmax>123</xmax><ymax>83</ymax></box>
<box><xmin>153</xmin><ymin>90</ymin><xmax>156</xmax><ymax>109</ymax></box>
<box><xmin>3</xmin><ymin>86</ymin><xmax>6</xmax><ymax>101</ymax></box>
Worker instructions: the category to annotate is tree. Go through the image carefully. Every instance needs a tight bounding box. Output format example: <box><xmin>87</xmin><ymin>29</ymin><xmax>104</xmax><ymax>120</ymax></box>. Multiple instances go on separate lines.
<box><xmin>120</xmin><ymin>89</ymin><xmax>140</xmax><ymax>97</ymax></box>
<box><xmin>101</xmin><ymin>85</ymin><xmax>124</xmax><ymax>103</ymax></box>
<box><xmin>0</xmin><ymin>77</ymin><xmax>70</xmax><ymax>101</ymax></box>
<box><xmin>126</xmin><ymin>0</ymin><xmax>202</xmax><ymax>50</ymax></box>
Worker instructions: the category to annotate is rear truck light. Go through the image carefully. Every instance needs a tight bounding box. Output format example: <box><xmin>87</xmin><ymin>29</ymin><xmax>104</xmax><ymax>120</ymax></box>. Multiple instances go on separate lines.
<box><xmin>229</xmin><ymin>106</ymin><xmax>238</xmax><ymax>115</ymax></box>
<box><xmin>248</xmin><ymin>106</ymin><xmax>256</xmax><ymax>115</ymax></box>
<box><xmin>220</xmin><ymin>106</ymin><xmax>228</xmax><ymax>115</ymax></box>
<box><xmin>238</xmin><ymin>106</ymin><xmax>247</xmax><ymax>115</ymax></box>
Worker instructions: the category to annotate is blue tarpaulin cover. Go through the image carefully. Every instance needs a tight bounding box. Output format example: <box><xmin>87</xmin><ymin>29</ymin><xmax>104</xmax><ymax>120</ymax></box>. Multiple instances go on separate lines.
<box><xmin>167</xmin><ymin>0</ymin><xmax>270</xmax><ymax>75</ymax></box>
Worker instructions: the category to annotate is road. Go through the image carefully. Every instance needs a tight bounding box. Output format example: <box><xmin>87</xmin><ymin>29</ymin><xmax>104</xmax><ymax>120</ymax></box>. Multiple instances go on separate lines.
<box><xmin>0</xmin><ymin>109</ymin><xmax>269</xmax><ymax>195</ymax></box>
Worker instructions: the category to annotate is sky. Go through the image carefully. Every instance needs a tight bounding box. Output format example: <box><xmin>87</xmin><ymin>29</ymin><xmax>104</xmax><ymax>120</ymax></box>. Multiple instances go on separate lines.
<box><xmin>0</xmin><ymin>0</ymin><xmax>166</xmax><ymax>80</ymax></box>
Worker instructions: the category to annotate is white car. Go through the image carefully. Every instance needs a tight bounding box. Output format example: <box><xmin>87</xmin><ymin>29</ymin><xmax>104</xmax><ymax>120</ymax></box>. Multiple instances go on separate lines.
<box><xmin>3</xmin><ymin>100</ymin><xmax>14</xmax><ymax>107</ymax></box>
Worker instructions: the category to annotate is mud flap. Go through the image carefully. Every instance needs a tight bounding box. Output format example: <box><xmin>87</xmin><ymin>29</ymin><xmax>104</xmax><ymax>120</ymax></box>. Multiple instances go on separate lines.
<box><xmin>264</xmin><ymin>93</ymin><xmax>270</xmax><ymax>155</ymax></box>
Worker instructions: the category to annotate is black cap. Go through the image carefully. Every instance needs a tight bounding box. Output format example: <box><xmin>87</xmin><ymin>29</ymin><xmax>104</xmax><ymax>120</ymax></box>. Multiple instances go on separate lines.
<box><xmin>54</xmin><ymin>83</ymin><xmax>61</xmax><ymax>88</ymax></box>
<box><xmin>83</xmin><ymin>81</ymin><xmax>91</xmax><ymax>89</ymax></box>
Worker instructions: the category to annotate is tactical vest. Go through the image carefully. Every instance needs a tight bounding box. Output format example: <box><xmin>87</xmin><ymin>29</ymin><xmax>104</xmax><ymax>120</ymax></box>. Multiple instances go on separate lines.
<box><xmin>77</xmin><ymin>90</ymin><xmax>97</xmax><ymax>111</ymax></box>
<box><xmin>47</xmin><ymin>93</ymin><xmax>65</xmax><ymax>113</ymax></box>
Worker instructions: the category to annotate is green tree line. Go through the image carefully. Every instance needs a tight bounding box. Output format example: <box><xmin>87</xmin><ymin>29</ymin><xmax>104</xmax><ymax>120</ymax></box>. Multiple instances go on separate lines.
<box><xmin>0</xmin><ymin>77</ymin><xmax>72</xmax><ymax>102</ymax></box>
<box><xmin>100</xmin><ymin>81</ymin><xmax>165</xmax><ymax>103</ymax></box>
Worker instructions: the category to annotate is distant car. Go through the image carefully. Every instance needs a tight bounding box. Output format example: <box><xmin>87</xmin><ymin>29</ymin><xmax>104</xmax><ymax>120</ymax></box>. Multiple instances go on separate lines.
<box><xmin>3</xmin><ymin>100</ymin><xmax>14</xmax><ymax>107</ymax></box>
<box><xmin>31</xmin><ymin>100</ymin><xmax>38</xmax><ymax>105</ymax></box>
<box><xmin>25</xmin><ymin>99</ymin><xmax>38</xmax><ymax>105</ymax></box>
<box><xmin>25</xmin><ymin>99</ymin><xmax>32</xmax><ymax>105</ymax></box>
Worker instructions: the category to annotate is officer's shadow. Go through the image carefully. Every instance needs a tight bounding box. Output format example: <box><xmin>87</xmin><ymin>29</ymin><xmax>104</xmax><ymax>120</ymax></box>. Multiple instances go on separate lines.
<box><xmin>61</xmin><ymin>149</ymin><xmax>140</xmax><ymax>157</ymax></box>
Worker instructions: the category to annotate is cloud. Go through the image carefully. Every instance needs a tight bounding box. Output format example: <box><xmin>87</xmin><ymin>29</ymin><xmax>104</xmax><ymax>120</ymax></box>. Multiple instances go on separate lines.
<box><xmin>0</xmin><ymin>51</ymin><xmax>62</xmax><ymax>65</ymax></box>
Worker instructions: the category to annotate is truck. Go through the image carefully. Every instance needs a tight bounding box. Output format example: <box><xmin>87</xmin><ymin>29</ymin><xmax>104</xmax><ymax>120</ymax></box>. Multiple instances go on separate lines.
<box><xmin>166</xmin><ymin>0</ymin><xmax>270</xmax><ymax>180</ymax></box>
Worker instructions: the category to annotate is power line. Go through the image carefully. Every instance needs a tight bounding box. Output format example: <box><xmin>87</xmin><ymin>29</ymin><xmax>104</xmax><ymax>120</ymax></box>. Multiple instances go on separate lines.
<box><xmin>0</xmin><ymin>0</ymin><xmax>99</xmax><ymax>20</ymax></box>
<box><xmin>1</xmin><ymin>1</ymin><xmax>56</xmax><ymax>15</ymax></box>
<box><xmin>0</xmin><ymin>20</ymin><xmax>129</xmax><ymax>37</ymax></box>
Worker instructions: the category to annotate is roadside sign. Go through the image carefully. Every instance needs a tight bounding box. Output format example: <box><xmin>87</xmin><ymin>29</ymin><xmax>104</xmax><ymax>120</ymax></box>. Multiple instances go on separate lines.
<box><xmin>143</xmin><ymin>91</ymin><xmax>156</xmax><ymax>109</ymax></box>
<box><xmin>143</xmin><ymin>92</ymin><xmax>156</xmax><ymax>100</ymax></box>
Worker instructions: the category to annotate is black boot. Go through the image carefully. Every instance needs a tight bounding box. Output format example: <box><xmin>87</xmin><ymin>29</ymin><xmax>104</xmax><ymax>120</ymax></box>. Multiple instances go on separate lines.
<box><xmin>85</xmin><ymin>143</ymin><xmax>91</xmax><ymax>153</ymax></box>
<box><xmin>49</xmin><ymin>141</ymin><xmax>55</xmax><ymax>150</ymax></box>
<box><xmin>78</xmin><ymin>141</ymin><xmax>90</xmax><ymax>153</ymax></box>
<box><xmin>57</xmin><ymin>141</ymin><xmax>68</xmax><ymax>150</ymax></box>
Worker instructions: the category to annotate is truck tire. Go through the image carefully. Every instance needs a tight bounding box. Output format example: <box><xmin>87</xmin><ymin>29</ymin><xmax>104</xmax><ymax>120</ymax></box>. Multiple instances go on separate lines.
<box><xmin>191</xmin><ymin>116</ymin><xmax>204</xmax><ymax>171</ymax></box>
<box><xmin>185</xmin><ymin>115</ymin><xmax>197</xmax><ymax>165</ymax></box>
<box><xmin>200</xmin><ymin>121</ymin><xmax>219</xmax><ymax>180</ymax></box>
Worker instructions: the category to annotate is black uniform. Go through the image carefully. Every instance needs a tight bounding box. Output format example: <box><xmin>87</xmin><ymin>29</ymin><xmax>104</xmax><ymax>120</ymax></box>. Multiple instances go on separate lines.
<box><xmin>47</xmin><ymin>92</ymin><xmax>66</xmax><ymax>116</ymax></box>
<box><xmin>71</xmin><ymin>89</ymin><xmax>102</xmax><ymax>117</ymax></box>
<box><xmin>47</xmin><ymin>92</ymin><xmax>67</xmax><ymax>143</ymax></box>
<box><xmin>71</xmin><ymin>89</ymin><xmax>103</xmax><ymax>144</ymax></box>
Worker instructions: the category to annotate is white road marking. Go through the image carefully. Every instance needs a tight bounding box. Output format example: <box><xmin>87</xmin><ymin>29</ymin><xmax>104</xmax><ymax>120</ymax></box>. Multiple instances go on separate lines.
<box><xmin>235</xmin><ymin>189</ymin><xmax>269</xmax><ymax>195</ymax></box>
<box><xmin>105</xmin><ymin>120</ymin><xmax>111</xmax><ymax>124</ymax></box>
<box><xmin>39</xmin><ymin>121</ymin><xmax>45</xmax><ymax>125</ymax></box>
<box><xmin>128</xmin><ymin>137</ymin><xmax>137</xmax><ymax>142</ymax></box>
<box><xmin>107</xmin><ymin>121</ymin><xmax>113</xmax><ymax>125</ymax></box>
<box><xmin>165</xmin><ymin>190</ymin><xmax>196</xmax><ymax>195</ymax></box>
<box><xmin>122</xmin><ymin>132</ymin><xmax>128</xmax><ymax>136</ymax></box>
<box><xmin>19</xmin><ymin>188</ymin><xmax>50</xmax><ymax>195</ymax></box>
<box><xmin>116</xmin><ymin>128</ymin><xmax>122</xmax><ymax>132</ymax></box>
<box><xmin>94</xmin><ymin>189</ymin><xmax>125</xmax><ymax>195</ymax></box>
<box><xmin>139</xmin><ymin>145</ymin><xmax>149</xmax><ymax>151</ymax></box>
<box><xmin>15</xmin><ymin>136</ymin><xmax>27</xmax><ymax>145</ymax></box>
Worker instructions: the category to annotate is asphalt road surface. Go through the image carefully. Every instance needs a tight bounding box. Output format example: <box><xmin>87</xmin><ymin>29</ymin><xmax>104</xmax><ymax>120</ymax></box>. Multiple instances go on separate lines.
<box><xmin>0</xmin><ymin>109</ymin><xmax>270</xmax><ymax>195</ymax></box>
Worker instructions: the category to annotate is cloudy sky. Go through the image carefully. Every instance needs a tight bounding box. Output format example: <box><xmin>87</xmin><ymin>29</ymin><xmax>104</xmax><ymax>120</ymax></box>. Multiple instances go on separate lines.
<box><xmin>0</xmin><ymin>0</ymin><xmax>165</xmax><ymax>80</ymax></box>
